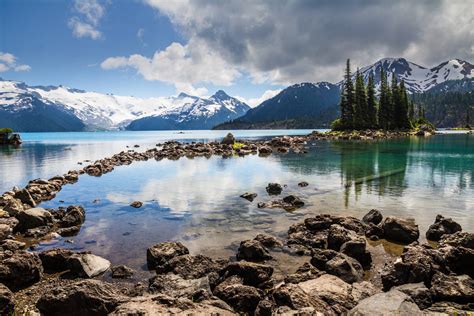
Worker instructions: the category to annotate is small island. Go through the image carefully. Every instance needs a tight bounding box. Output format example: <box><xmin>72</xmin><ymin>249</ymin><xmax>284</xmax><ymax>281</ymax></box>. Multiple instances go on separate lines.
<box><xmin>0</xmin><ymin>128</ymin><xmax>22</xmax><ymax>146</ymax></box>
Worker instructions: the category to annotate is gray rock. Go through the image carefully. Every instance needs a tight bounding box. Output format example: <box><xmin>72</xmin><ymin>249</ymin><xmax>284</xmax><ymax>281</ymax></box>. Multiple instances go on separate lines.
<box><xmin>39</xmin><ymin>248</ymin><xmax>75</xmax><ymax>272</ymax></box>
<box><xmin>340</xmin><ymin>238</ymin><xmax>372</xmax><ymax>268</ymax></box>
<box><xmin>240</xmin><ymin>192</ymin><xmax>257</xmax><ymax>202</ymax></box>
<box><xmin>0</xmin><ymin>223</ymin><xmax>12</xmax><ymax>241</ymax></box>
<box><xmin>68</xmin><ymin>253</ymin><xmax>111</xmax><ymax>278</ymax></box>
<box><xmin>0</xmin><ymin>239</ymin><xmax>26</xmax><ymax>251</ymax></box>
<box><xmin>298</xmin><ymin>181</ymin><xmax>309</xmax><ymax>187</ymax></box>
<box><xmin>325</xmin><ymin>253</ymin><xmax>364</xmax><ymax>284</ymax></box>
<box><xmin>146</xmin><ymin>241</ymin><xmax>189</xmax><ymax>270</ymax></box>
<box><xmin>236</xmin><ymin>239</ymin><xmax>272</xmax><ymax>262</ymax></box>
<box><xmin>327</xmin><ymin>224</ymin><xmax>358</xmax><ymax>251</ymax></box>
<box><xmin>430</xmin><ymin>272</ymin><xmax>474</xmax><ymax>303</ymax></box>
<box><xmin>214</xmin><ymin>283</ymin><xmax>263</xmax><ymax>313</ymax></box>
<box><xmin>382</xmin><ymin>216</ymin><xmax>419</xmax><ymax>244</ymax></box>
<box><xmin>149</xmin><ymin>273</ymin><xmax>211</xmax><ymax>297</ymax></box>
<box><xmin>254</xmin><ymin>233</ymin><xmax>283</xmax><ymax>248</ymax></box>
<box><xmin>14</xmin><ymin>189</ymin><xmax>36</xmax><ymax>207</ymax></box>
<box><xmin>348</xmin><ymin>289</ymin><xmax>422</xmax><ymax>315</ymax></box>
<box><xmin>426</xmin><ymin>215</ymin><xmax>462</xmax><ymax>241</ymax></box>
<box><xmin>59</xmin><ymin>205</ymin><xmax>85</xmax><ymax>227</ymax></box>
<box><xmin>15</xmin><ymin>207</ymin><xmax>53</xmax><ymax>232</ymax></box>
<box><xmin>111</xmin><ymin>265</ymin><xmax>134</xmax><ymax>278</ymax></box>
<box><xmin>0</xmin><ymin>283</ymin><xmax>14</xmax><ymax>315</ymax></box>
<box><xmin>362</xmin><ymin>209</ymin><xmax>382</xmax><ymax>225</ymax></box>
<box><xmin>221</xmin><ymin>133</ymin><xmax>235</xmax><ymax>145</ymax></box>
<box><xmin>394</xmin><ymin>283</ymin><xmax>433</xmax><ymax>310</ymax></box>
<box><xmin>0</xmin><ymin>251</ymin><xmax>43</xmax><ymax>290</ymax></box>
<box><xmin>163</xmin><ymin>254</ymin><xmax>227</xmax><ymax>279</ymax></box>
<box><xmin>222</xmin><ymin>261</ymin><xmax>273</xmax><ymax>287</ymax></box>
<box><xmin>439</xmin><ymin>231</ymin><xmax>474</xmax><ymax>249</ymax></box>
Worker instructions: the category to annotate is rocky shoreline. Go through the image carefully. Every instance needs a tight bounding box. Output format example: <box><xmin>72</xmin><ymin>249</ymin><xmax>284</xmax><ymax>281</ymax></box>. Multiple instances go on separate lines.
<box><xmin>1</xmin><ymin>129</ymin><xmax>471</xmax><ymax>315</ymax></box>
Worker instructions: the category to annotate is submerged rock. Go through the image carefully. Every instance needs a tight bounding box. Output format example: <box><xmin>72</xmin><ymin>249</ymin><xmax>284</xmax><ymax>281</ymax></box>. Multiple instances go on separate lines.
<box><xmin>426</xmin><ymin>214</ymin><xmax>462</xmax><ymax>241</ymax></box>
<box><xmin>68</xmin><ymin>253</ymin><xmax>111</xmax><ymax>278</ymax></box>
<box><xmin>240</xmin><ymin>192</ymin><xmax>257</xmax><ymax>202</ymax></box>
<box><xmin>130</xmin><ymin>201</ymin><xmax>143</xmax><ymax>208</ymax></box>
<box><xmin>266</xmin><ymin>183</ymin><xmax>283</xmax><ymax>195</ymax></box>
<box><xmin>382</xmin><ymin>216</ymin><xmax>419</xmax><ymax>244</ymax></box>
<box><xmin>298</xmin><ymin>181</ymin><xmax>309</xmax><ymax>187</ymax></box>
<box><xmin>146</xmin><ymin>241</ymin><xmax>189</xmax><ymax>270</ymax></box>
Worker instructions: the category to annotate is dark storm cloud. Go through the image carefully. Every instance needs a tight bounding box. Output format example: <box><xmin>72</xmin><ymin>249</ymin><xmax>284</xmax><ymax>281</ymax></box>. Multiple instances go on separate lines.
<box><xmin>147</xmin><ymin>0</ymin><xmax>473</xmax><ymax>83</ymax></box>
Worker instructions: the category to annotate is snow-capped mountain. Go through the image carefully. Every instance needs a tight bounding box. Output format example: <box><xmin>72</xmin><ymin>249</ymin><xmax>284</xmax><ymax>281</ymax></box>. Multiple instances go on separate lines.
<box><xmin>0</xmin><ymin>79</ymin><xmax>250</xmax><ymax>131</ymax></box>
<box><xmin>351</xmin><ymin>58</ymin><xmax>474</xmax><ymax>93</ymax></box>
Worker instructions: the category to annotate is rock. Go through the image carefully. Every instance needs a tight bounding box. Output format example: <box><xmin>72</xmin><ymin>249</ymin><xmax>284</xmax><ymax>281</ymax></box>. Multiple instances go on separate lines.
<box><xmin>310</xmin><ymin>248</ymin><xmax>340</xmax><ymax>270</ymax></box>
<box><xmin>327</xmin><ymin>224</ymin><xmax>358</xmax><ymax>251</ymax></box>
<box><xmin>0</xmin><ymin>251</ymin><xmax>43</xmax><ymax>290</ymax></box>
<box><xmin>282</xmin><ymin>195</ymin><xmax>305</xmax><ymax>208</ymax></box>
<box><xmin>439</xmin><ymin>231</ymin><xmax>474</xmax><ymax>249</ymax></box>
<box><xmin>3</xmin><ymin>198</ymin><xmax>24</xmax><ymax>216</ymax></box>
<box><xmin>57</xmin><ymin>225</ymin><xmax>81</xmax><ymax>237</ymax></box>
<box><xmin>0</xmin><ymin>223</ymin><xmax>12</xmax><ymax>241</ymax></box>
<box><xmin>15</xmin><ymin>207</ymin><xmax>53</xmax><ymax>232</ymax></box>
<box><xmin>382</xmin><ymin>216</ymin><xmax>419</xmax><ymax>244</ymax></box>
<box><xmin>221</xmin><ymin>133</ymin><xmax>235</xmax><ymax>145</ymax></box>
<box><xmin>394</xmin><ymin>283</ymin><xmax>432</xmax><ymax>310</ymax></box>
<box><xmin>362</xmin><ymin>209</ymin><xmax>383</xmax><ymax>225</ymax></box>
<box><xmin>222</xmin><ymin>261</ymin><xmax>273</xmax><ymax>287</ymax></box>
<box><xmin>272</xmin><ymin>283</ymin><xmax>330</xmax><ymax>312</ymax></box>
<box><xmin>130</xmin><ymin>201</ymin><xmax>143</xmax><ymax>208</ymax></box>
<box><xmin>0</xmin><ymin>283</ymin><xmax>14</xmax><ymax>315</ymax></box>
<box><xmin>348</xmin><ymin>289</ymin><xmax>422</xmax><ymax>315</ymax></box>
<box><xmin>298</xmin><ymin>181</ymin><xmax>309</xmax><ymax>187</ymax></box>
<box><xmin>236</xmin><ymin>239</ymin><xmax>272</xmax><ymax>262</ymax></box>
<box><xmin>68</xmin><ymin>253</ymin><xmax>111</xmax><ymax>278</ymax></box>
<box><xmin>365</xmin><ymin>223</ymin><xmax>384</xmax><ymax>240</ymax></box>
<box><xmin>266</xmin><ymin>183</ymin><xmax>283</xmax><ymax>195</ymax></box>
<box><xmin>430</xmin><ymin>273</ymin><xmax>474</xmax><ymax>303</ymax></box>
<box><xmin>163</xmin><ymin>254</ymin><xmax>226</xmax><ymax>279</ymax></box>
<box><xmin>214</xmin><ymin>283</ymin><xmax>263</xmax><ymax>313</ymax></box>
<box><xmin>0</xmin><ymin>239</ymin><xmax>26</xmax><ymax>251</ymax></box>
<box><xmin>59</xmin><ymin>205</ymin><xmax>85</xmax><ymax>227</ymax></box>
<box><xmin>258</xmin><ymin>146</ymin><xmax>273</xmax><ymax>155</ymax></box>
<box><xmin>325</xmin><ymin>253</ymin><xmax>364</xmax><ymax>284</ymax></box>
<box><xmin>149</xmin><ymin>273</ymin><xmax>210</xmax><ymax>297</ymax></box>
<box><xmin>111</xmin><ymin>265</ymin><xmax>134</xmax><ymax>278</ymax></box>
<box><xmin>340</xmin><ymin>238</ymin><xmax>372</xmax><ymax>268</ymax></box>
<box><xmin>284</xmin><ymin>262</ymin><xmax>323</xmax><ymax>284</ymax></box>
<box><xmin>254</xmin><ymin>233</ymin><xmax>283</xmax><ymax>248</ymax></box>
<box><xmin>255</xmin><ymin>298</ymin><xmax>275</xmax><ymax>316</ymax></box>
<box><xmin>14</xmin><ymin>188</ymin><xmax>36</xmax><ymax>207</ymax></box>
<box><xmin>36</xmin><ymin>279</ymin><xmax>126</xmax><ymax>316</ymax></box>
<box><xmin>240</xmin><ymin>192</ymin><xmax>257</xmax><ymax>202</ymax></box>
<box><xmin>442</xmin><ymin>245</ymin><xmax>474</xmax><ymax>277</ymax></box>
<box><xmin>426</xmin><ymin>215</ymin><xmax>462</xmax><ymax>241</ymax></box>
<box><xmin>304</xmin><ymin>214</ymin><xmax>334</xmax><ymax>231</ymax></box>
<box><xmin>146</xmin><ymin>241</ymin><xmax>189</xmax><ymax>270</ymax></box>
<box><xmin>39</xmin><ymin>248</ymin><xmax>75</xmax><ymax>272</ymax></box>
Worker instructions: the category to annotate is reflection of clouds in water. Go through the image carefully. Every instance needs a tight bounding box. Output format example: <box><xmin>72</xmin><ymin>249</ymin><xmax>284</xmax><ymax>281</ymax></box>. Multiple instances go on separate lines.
<box><xmin>77</xmin><ymin>218</ymin><xmax>114</xmax><ymax>257</ymax></box>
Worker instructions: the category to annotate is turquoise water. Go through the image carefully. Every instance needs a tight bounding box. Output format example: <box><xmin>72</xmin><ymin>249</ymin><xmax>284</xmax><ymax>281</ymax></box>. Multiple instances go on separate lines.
<box><xmin>1</xmin><ymin>130</ymin><xmax>473</xmax><ymax>278</ymax></box>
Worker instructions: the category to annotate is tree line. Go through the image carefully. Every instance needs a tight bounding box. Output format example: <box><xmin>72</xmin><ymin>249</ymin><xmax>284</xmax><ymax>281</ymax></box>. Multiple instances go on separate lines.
<box><xmin>336</xmin><ymin>59</ymin><xmax>415</xmax><ymax>131</ymax></box>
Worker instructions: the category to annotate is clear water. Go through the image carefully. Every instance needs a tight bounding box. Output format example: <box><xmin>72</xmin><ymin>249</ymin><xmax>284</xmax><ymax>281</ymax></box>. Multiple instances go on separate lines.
<box><xmin>1</xmin><ymin>130</ymin><xmax>473</xmax><ymax>279</ymax></box>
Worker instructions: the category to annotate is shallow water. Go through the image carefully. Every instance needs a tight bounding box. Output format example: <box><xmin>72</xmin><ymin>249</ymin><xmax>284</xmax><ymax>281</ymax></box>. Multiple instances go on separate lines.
<box><xmin>1</xmin><ymin>131</ymin><xmax>474</xmax><ymax>279</ymax></box>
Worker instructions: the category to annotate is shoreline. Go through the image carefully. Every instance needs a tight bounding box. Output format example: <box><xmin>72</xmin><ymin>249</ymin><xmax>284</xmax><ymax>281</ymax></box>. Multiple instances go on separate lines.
<box><xmin>1</xmin><ymin>130</ymin><xmax>473</xmax><ymax>315</ymax></box>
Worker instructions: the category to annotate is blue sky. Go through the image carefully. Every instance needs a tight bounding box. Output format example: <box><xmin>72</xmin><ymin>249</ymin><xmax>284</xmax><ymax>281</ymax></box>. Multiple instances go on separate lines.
<box><xmin>1</xmin><ymin>0</ymin><xmax>472</xmax><ymax>104</ymax></box>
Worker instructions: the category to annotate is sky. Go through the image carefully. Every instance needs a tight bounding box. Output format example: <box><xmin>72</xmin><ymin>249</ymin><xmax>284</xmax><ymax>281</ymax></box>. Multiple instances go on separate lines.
<box><xmin>0</xmin><ymin>0</ymin><xmax>473</xmax><ymax>105</ymax></box>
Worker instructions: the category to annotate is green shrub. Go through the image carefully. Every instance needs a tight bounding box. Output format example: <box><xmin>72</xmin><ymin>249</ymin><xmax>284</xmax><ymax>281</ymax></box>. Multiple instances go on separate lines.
<box><xmin>331</xmin><ymin>118</ymin><xmax>344</xmax><ymax>131</ymax></box>
<box><xmin>0</xmin><ymin>128</ymin><xmax>13</xmax><ymax>133</ymax></box>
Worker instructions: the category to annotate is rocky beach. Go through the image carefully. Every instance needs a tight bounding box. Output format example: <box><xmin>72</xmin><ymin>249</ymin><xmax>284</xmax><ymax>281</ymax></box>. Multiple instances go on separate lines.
<box><xmin>1</xmin><ymin>130</ymin><xmax>473</xmax><ymax>315</ymax></box>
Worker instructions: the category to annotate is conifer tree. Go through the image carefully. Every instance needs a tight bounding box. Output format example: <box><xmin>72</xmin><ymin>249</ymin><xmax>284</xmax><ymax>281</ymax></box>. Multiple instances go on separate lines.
<box><xmin>408</xmin><ymin>100</ymin><xmax>415</xmax><ymax>123</ymax></box>
<box><xmin>354</xmin><ymin>69</ymin><xmax>367</xmax><ymax>129</ymax></box>
<box><xmin>378</xmin><ymin>69</ymin><xmax>391</xmax><ymax>130</ymax></box>
<box><xmin>340</xmin><ymin>59</ymin><xmax>355</xmax><ymax>129</ymax></box>
<box><xmin>366</xmin><ymin>73</ymin><xmax>378</xmax><ymax>128</ymax></box>
<box><xmin>398</xmin><ymin>80</ymin><xmax>411</xmax><ymax>129</ymax></box>
<box><xmin>390</xmin><ymin>73</ymin><xmax>400</xmax><ymax>129</ymax></box>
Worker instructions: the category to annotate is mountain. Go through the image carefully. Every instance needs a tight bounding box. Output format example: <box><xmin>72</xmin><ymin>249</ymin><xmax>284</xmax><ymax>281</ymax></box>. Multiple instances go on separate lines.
<box><xmin>214</xmin><ymin>82</ymin><xmax>341</xmax><ymax>129</ymax></box>
<box><xmin>216</xmin><ymin>58</ymin><xmax>474</xmax><ymax>129</ymax></box>
<box><xmin>127</xmin><ymin>90</ymin><xmax>250</xmax><ymax>130</ymax></box>
<box><xmin>0</xmin><ymin>79</ymin><xmax>250</xmax><ymax>132</ymax></box>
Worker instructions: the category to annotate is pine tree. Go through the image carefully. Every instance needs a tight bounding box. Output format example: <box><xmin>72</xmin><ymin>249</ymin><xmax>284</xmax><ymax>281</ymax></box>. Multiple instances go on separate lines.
<box><xmin>340</xmin><ymin>59</ymin><xmax>355</xmax><ymax>129</ymax></box>
<box><xmin>390</xmin><ymin>73</ymin><xmax>400</xmax><ymax>129</ymax></box>
<box><xmin>354</xmin><ymin>69</ymin><xmax>367</xmax><ymax>129</ymax></box>
<box><xmin>408</xmin><ymin>100</ymin><xmax>415</xmax><ymax>123</ymax></box>
<box><xmin>466</xmin><ymin>107</ymin><xmax>471</xmax><ymax>128</ymax></box>
<box><xmin>398</xmin><ymin>80</ymin><xmax>411</xmax><ymax>129</ymax></box>
<box><xmin>366</xmin><ymin>73</ymin><xmax>378</xmax><ymax>128</ymax></box>
<box><xmin>378</xmin><ymin>69</ymin><xmax>391</xmax><ymax>130</ymax></box>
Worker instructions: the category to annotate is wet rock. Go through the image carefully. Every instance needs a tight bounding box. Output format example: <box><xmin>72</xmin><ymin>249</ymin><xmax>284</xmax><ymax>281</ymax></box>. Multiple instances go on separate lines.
<box><xmin>164</xmin><ymin>254</ymin><xmax>227</xmax><ymax>279</ymax></box>
<box><xmin>340</xmin><ymin>238</ymin><xmax>372</xmax><ymax>268</ymax></box>
<box><xmin>15</xmin><ymin>207</ymin><xmax>53</xmax><ymax>232</ymax></box>
<box><xmin>39</xmin><ymin>248</ymin><xmax>75</xmax><ymax>272</ymax></box>
<box><xmin>266</xmin><ymin>183</ymin><xmax>283</xmax><ymax>195</ymax></box>
<box><xmin>325</xmin><ymin>253</ymin><xmax>364</xmax><ymax>284</ymax></box>
<box><xmin>348</xmin><ymin>289</ymin><xmax>422</xmax><ymax>315</ymax></box>
<box><xmin>222</xmin><ymin>261</ymin><xmax>273</xmax><ymax>287</ymax></box>
<box><xmin>59</xmin><ymin>205</ymin><xmax>85</xmax><ymax>227</ymax></box>
<box><xmin>439</xmin><ymin>231</ymin><xmax>474</xmax><ymax>249</ymax></box>
<box><xmin>215</xmin><ymin>283</ymin><xmax>263</xmax><ymax>313</ymax></box>
<box><xmin>431</xmin><ymin>273</ymin><xmax>474</xmax><ymax>303</ymax></box>
<box><xmin>221</xmin><ymin>133</ymin><xmax>235</xmax><ymax>145</ymax></box>
<box><xmin>36</xmin><ymin>279</ymin><xmax>126</xmax><ymax>316</ymax></box>
<box><xmin>298</xmin><ymin>181</ymin><xmax>309</xmax><ymax>187</ymax></box>
<box><xmin>258</xmin><ymin>146</ymin><xmax>273</xmax><ymax>155</ymax></box>
<box><xmin>236</xmin><ymin>239</ymin><xmax>272</xmax><ymax>262</ymax></box>
<box><xmin>394</xmin><ymin>283</ymin><xmax>433</xmax><ymax>310</ymax></box>
<box><xmin>68</xmin><ymin>253</ymin><xmax>111</xmax><ymax>278</ymax></box>
<box><xmin>0</xmin><ymin>251</ymin><xmax>43</xmax><ymax>290</ymax></box>
<box><xmin>14</xmin><ymin>188</ymin><xmax>36</xmax><ymax>207</ymax></box>
<box><xmin>146</xmin><ymin>241</ymin><xmax>189</xmax><ymax>270</ymax></box>
<box><xmin>0</xmin><ymin>283</ymin><xmax>14</xmax><ymax>315</ymax></box>
<box><xmin>240</xmin><ymin>192</ymin><xmax>257</xmax><ymax>202</ymax></box>
<box><xmin>57</xmin><ymin>225</ymin><xmax>81</xmax><ymax>237</ymax></box>
<box><xmin>254</xmin><ymin>233</ymin><xmax>283</xmax><ymax>248</ymax></box>
<box><xmin>426</xmin><ymin>215</ymin><xmax>462</xmax><ymax>241</ymax></box>
<box><xmin>130</xmin><ymin>201</ymin><xmax>143</xmax><ymax>208</ymax></box>
<box><xmin>327</xmin><ymin>224</ymin><xmax>358</xmax><ymax>251</ymax></box>
<box><xmin>362</xmin><ymin>209</ymin><xmax>383</xmax><ymax>225</ymax></box>
<box><xmin>111</xmin><ymin>265</ymin><xmax>134</xmax><ymax>278</ymax></box>
<box><xmin>382</xmin><ymin>216</ymin><xmax>419</xmax><ymax>244</ymax></box>
<box><xmin>282</xmin><ymin>195</ymin><xmax>305</xmax><ymax>208</ymax></box>
<box><xmin>149</xmin><ymin>273</ymin><xmax>210</xmax><ymax>297</ymax></box>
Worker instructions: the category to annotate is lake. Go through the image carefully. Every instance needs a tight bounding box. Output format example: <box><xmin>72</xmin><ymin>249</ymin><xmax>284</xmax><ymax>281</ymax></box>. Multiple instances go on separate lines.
<box><xmin>1</xmin><ymin>130</ymin><xmax>473</xmax><ymax>279</ymax></box>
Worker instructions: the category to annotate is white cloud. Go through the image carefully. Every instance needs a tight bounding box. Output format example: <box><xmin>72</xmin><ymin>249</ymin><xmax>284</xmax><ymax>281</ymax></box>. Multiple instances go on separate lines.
<box><xmin>101</xmin><ymin>40</ymin><xmax>241</xmax><ymax>96</ymax></box>
<box><xmin>137</xmin><ymin>28</ymin><xmax>144</xmax><ymax>40</ymax></box>
<box><xmin>0</xmin><ymin>52</ymin><xmax>31</xmax><ymax>73</ymax></box>
<box><xmin>237</xmin><ymin>89</ymin><xmax>282</xmax><ymax>107</ymax></box>
<box><xmin>69</xmin><ymin>0</ymin><xmax>105</xmax><ymax>40</ymax></box>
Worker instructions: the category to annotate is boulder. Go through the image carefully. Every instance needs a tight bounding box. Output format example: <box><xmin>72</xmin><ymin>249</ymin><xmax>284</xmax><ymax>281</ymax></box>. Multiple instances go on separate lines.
<box><xmin>282</xmin><ymin>195</ymin><xmax>305</xmax><ymax>208</ymax></box>
<box><xmin>15</xmin><ymin>207</ymin><xmax>53</xmax><ymax>232</ymax></box>
<box><xmin>254</xmin><ymin>233</ymin><xmax>283</xmax><ymax>248</ymax></box>
<box><xmin>340</xmin><ymin>238</ymin><xmax>372</xmax><ymax>268</ymax></box>
<box><xmin>266</xmin><ymin>183</ymin><xmax>283</xmax><ymax>195</ymax></box>
<box><xmin>111</xmin><ymin>265</ymin><xmax>134</xmax><ymax>278</ymax></box>
<box><xmin>284</xmin><ymin>262</ymin><xmax>323</xmax><ymax>284</ymax></box>
<box><xmin>3</xmin><ymin>198</ymin><xmax>24</xmax><ymax>216</ymax></box>
<box><xmin>149</xmin><ymin>273</ymin><xmax>211</xmax><ymax>298</ymax></box>
<box><xmin>222</xmin><ymin>261</ymin><xmax>273</xmax><ymax>287</ymax></box>
<box><xmin>0</xmin><ymin>239</ymin><xmax>26</xmax><ymax>251</ymax></box>
<box><xmin>221</xmin><ymin>133</ymin><xmax>235</xmax><ymax>145</ymax></box>
<box><xmin>0</xmin><ymin>251</ymin><xmax>43</xmax><ymax>290</ymax></box>
<box><xmin>236</xmin><ymin>240</ymin><xmax>272</xmax><ymax>262</ymax></box>
<box><xmin>130</xmin><ymin>201</ymin><xmax>143</xmax><ymax>208</ymax></box>
<box><xmin>430</xmin><ymin>273</ymin><xmax>474</xmax><ymax>303</ymax></box>
<box><xmin>394</xmin><ymin>283</ymin><xmax>433</xmax><ymax>310</ymax></box>
<box><xmin>214</xmin><ymin>283</ymin><xmax>263</xmax><ymax>313</ymax></box>
<box><xmin>362</xmin><ymin>209</ymin><xmax>383</xmax><ymax>225</ymax></box>
<box><xmin>426</xmin><ymin>215</ymin><xmax>462</xmax><ymax>241</ymax></box>
<box><xmin>59</xmin><ymin>205</ymin><xmax>85</xmax><ymax>227</ymax></box>
<box><xmin>304</xmin><ymin>215</ymin><xmax>334</xmax><ymax>231</ymax></box>
<box><xmin>272</xmin><ymin>283</ymin><xmax>330</xmax><ymax>313</ymax></box>
<box><xmin>68</xmin><ymin>253</ymin><xmax>111</xmax><ymax>278</ymax></box>
<box><xmin>14</xmin><ymin>189</ymin><xmax>36</xmax><ymax>207</ymax></box>
<box><xmin>382</xmin><ymin>216</ymin><xmax>419</xmax><ymax>244</ymax></box>
<box><xmin>146</xmin><ymin>241</ymin><xmax>189</xmax><ymax>270</ymax></box>
<box><xmin>36</xmin><ymin>279</ymin><xmax>126</xmax><ymax>316</ymax></box>
<box><xmin>258</xmin><ymin>146</ymin><xmax>272</xmax><ymax>155</ymax></box>
<box><xmin>439</xmin><ymin>231</ymin><xmax>474</xmax><ymax>249</ymax></box>
<box><xmin>327</xmin><ymin>224</ymin><xmax>358</xmax><ymax>251</ymax></box>
<box><xmin>348</xmin><ymin>289</ymin><xmax>422</xmax><ymax>315</ymax></box>
<box><xmin>0</xmin><ymin>283</ymin><xmax>14</xmax><ymax>315</ymax></box>
<box><xmin>0</xmin><ymin>223</ymin><xmax>12</xmax><ymax>241</ymax></box>
<box><xmin>163</xmin><ymin>254</ymin><xmax>226</xmax><ymax>279</ymax></box>
<box><xmin>325</xmin><ymin>254</ymin><xmax>364</xmax><ymax>284</ymax></box>
<box><xmin>39</xmin><ymin>248</ymin><xmax>75</xmax><ymax>272</ymax></box>
<box><xmin>240</xmin><ymin>192</ymin><xmax>257</xmax><ymax>202</ymax></box>
<box><xmin>310</xmin><ymin>248</ymin><xmax>339</xmax><ymax>270</ymax></box>
<box><xmin>298</xmin><ymin>181</ymin><xmax>309</xmax><ymax>187</ymax></box>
